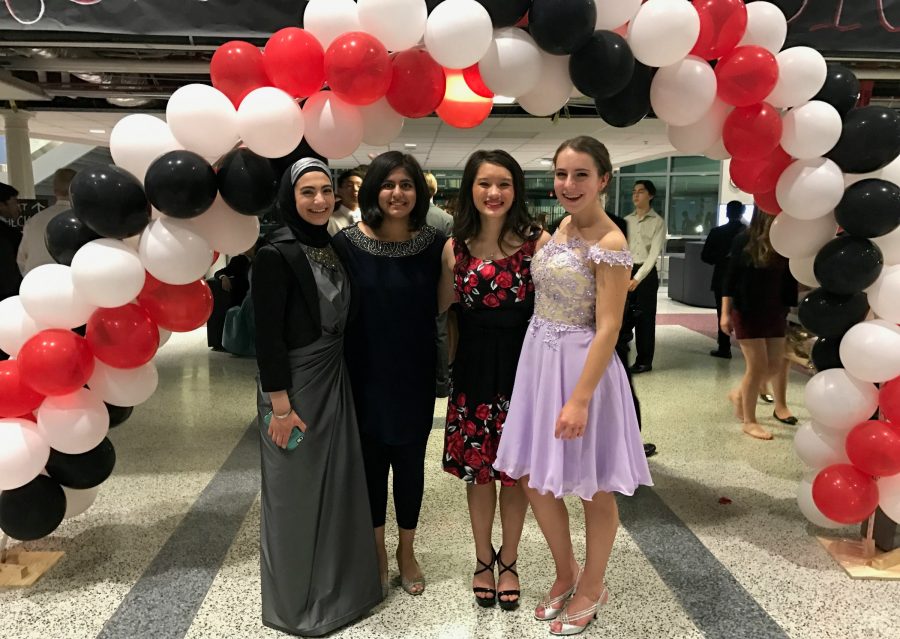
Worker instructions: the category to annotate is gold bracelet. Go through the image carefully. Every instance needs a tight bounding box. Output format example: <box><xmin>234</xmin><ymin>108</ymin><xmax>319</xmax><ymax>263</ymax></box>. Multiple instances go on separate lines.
<box><xmin>273</xmin><ymin>409</ymin><xmax>292</xmax><ymax>420</ymax></box>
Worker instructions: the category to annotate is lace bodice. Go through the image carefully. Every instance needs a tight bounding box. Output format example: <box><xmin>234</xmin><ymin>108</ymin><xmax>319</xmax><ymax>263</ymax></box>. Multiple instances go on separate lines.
<box><xmin>532</xmin><ymin>236</ymin><xmax>633</xmax><ymax>331</ymax></box>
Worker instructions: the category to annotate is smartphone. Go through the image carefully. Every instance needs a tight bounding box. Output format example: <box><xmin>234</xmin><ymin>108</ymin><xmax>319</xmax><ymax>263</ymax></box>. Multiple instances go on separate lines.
<box><xmin>263</xmin><ymin>411</ymin><xmax>305</xmax><ymax>451</ymax></box>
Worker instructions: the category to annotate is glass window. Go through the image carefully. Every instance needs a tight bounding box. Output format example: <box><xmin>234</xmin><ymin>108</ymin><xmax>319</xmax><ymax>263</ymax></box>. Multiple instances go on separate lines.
<box><xmin>619</xmin><ymin>158</ymin><xmax>667</xmax><ymax>174</ymax></box>
<box><xmin>617</xmin><ymin>176</ymin><xmax>667</xmax><ymax>218</ymax></box>
<box><xmin>671</xmin><ymin>156</ymin><xmax>720</xmax><ymax>173</ymax></box>
<box><xmin>668</xmin><ymin>175</ymin><xmax>720</xmax><ymax>236</ymax></box>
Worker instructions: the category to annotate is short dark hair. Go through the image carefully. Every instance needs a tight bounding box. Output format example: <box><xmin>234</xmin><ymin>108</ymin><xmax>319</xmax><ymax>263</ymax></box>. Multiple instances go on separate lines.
<box><xmin>726</xmin><ymin>200</ymin><xmax>745</xmax><ymax>220</ymax></box>
<box><xmin>359</xmin><ymin>151</ymin><xmax>430</xmax><ymax>231</ymax></box>
<box><xmin>337</xmin><ymin>168</ymin><xmax>364</xmax><ymax>188</ymax></box>
<box><xmin>634</xmin><ymin>179</ymin><xmax>656</xmax><ymax>198</ymax></box>
<box><xmin>0</xmin><ymin>182</ymin><xmax>19</xmax><ymax>202</ymax></box>
<box><xmin>553</xmin><ymin>136</ymin><xmax>612</xmax><ymax>191</ymax></box>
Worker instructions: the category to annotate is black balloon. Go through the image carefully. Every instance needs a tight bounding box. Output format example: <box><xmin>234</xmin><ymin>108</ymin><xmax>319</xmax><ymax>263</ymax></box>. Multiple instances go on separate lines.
<box><xmin>798</xmin><ymin>289</ymin><xmax>869</xmax><ymax>338</ymax></box>
<box><xmin>45</xmin><ymin>437</ymin><xmax>116</xmax><ymax>489</ymax></box>
<box><xmin>217</xmin><ymin>149</ymin><xmax>279</xmax><ymax>216</ymax></box>
<box><xmin>529</xmin><ymin>0</ymin><xmax>596</xmax><ymax>55</ymax></box>
<box><xmin>595</xmin><ymin>62</ymin><xmax>653</xmax><ymax>128</ymax></box>
<box><xmin>425</xmin><ymin>0</ymin><xmax>446</xmax><ymax>12</ymax></box>
<box><xmin>810</xmin><ymin>336</ymin><xmax>843</xmax><ymax>372</ymax></box>
<box><xmin>144</xmin><ymin>151</ymin><xmax>218</xmax><ymax>219</ymax></box>
<box><xmin>44</xmin><ymin>209</ymin><xmax>101</xmax><ymax>266</ymax></box>
<box><xmin>835</xmin><ymin>178</ymin><xmax>900</xmax><ymax>239</ymax></box>
<box><xmin>813</xmin><ymin>236</ymin><xmax>883</xmax><ymax>295</ymax></box>
<box><xmin>812</xmin><ymin>63</ymin><xmax>860</xmax><ymax>117</ymax></box>
<box><xmin>0</xmin><ymin>475</ymin><xmax>66</xmax><ymax>541</ymax></box>
<box><xmin>827</xmin><ymin>107</ymin><xmax>900</xmax><ymax>174</ymax></box>
<box><xmin>70</xmin><ymin>164</ymin><xmax>151</xmax><ymax>239</ymax></box>
<box><xmin>477</xmin><ymin>0</ymin><xmax>531</xmax><ymax>27</ymax></box>
<box><xmin>569</xmin><ymin>30</ymin><xmax>635</xmax><ymax>100</ymax></box>
<box><xmin>105</xmin><ymin>403</ymin><xmax>134</xmax><ymax>428</ymax></box>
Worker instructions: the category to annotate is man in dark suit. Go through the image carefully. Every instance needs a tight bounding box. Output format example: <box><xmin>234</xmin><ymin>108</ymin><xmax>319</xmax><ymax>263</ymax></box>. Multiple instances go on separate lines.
<box><xmin>701</xmin><ymin>200</ymin><xmax>747</xmax><ymax>359</ymax></box>
<box><xmin>0</xmin><ymin>182</ymin><xmax>23</xmax><ymax>361</ymax></box>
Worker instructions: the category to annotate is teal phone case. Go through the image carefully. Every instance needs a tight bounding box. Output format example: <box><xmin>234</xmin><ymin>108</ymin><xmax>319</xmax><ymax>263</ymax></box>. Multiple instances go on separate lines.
<box><xmin>263</xmin><ymin>411</ymin><xmax>305</xmax><ymax>450</ymax></box>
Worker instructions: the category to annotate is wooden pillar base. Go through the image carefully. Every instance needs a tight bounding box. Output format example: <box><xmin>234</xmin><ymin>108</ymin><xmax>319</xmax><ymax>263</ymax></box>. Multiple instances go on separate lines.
<box><xmin>818</xmin><ymin>537</ymin><xmax>900</xmax><ymax>580</ymax></box>
<box><xmin>0</xmin><ymin>551</ymin><xmax>64</xmax><ymax>587</ymax></box>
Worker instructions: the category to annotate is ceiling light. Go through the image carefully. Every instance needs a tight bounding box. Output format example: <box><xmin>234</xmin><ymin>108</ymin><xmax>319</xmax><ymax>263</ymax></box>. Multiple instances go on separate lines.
<box><xmin>404</xmin><ymin>143</ymin><xmax>417</xmax><ymax>148</ymax></box>
<box><xmin>492</xmin><ymin>95</ymin><xmax>515</xmax><ymax>104</ymax></box>
<box><xmin>89</xmin><ymin>129</ymin><xmax>106</xmax><ymax>134</ymax></box>
<box><xmin>539</xmin><ymin>158</ymin><xmax>552</xmax><ymax>166</ymax></box>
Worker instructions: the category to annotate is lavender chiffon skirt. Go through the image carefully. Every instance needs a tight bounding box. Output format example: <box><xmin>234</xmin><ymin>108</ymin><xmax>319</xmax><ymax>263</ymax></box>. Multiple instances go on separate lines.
<box><xmin>494</xmin><ymin>318</ymin><xmax>653</xmax><ymax>500</ymax></box>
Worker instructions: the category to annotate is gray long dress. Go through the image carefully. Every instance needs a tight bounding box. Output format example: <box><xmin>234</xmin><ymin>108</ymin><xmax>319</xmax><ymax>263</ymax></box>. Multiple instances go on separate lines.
<box><xmin>256</xmin><ymin>249</ymin><xmax>382</xmax><ymax>636</ymax></box>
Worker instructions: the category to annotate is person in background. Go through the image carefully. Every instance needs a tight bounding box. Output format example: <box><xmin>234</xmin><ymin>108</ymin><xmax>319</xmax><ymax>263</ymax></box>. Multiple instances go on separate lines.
<box><xmin>327</xmin><ymin>168</ymin><xmax>364</xmax><ymax>236</ymax></box>
<box><xmin>17</xmin><ymin>168</ymin><xmax>76</xmax><ymax>274</ymax></box>
<box><xmin>624</xmin><ymin>179</ymin><xmax>665</xmax><ymax>374</ymax></box>
<box><xmin>702</xmin><ymin>200</ymin><xmax>748</xmax><ymax>359</ymax></box>
<box><xmin>423</xmin><ymin>172</ymin><xmax>453</xmax><ymax>235</ymax></box>
<box><xmin>0</xmin><ymin>183</ymin><xmax>22</xmax><ymax>315</ymax></box>
<box><xmin>424</xmin><ymin>171</ymin><xmax>454</xmax><ymax>397</ymax></box>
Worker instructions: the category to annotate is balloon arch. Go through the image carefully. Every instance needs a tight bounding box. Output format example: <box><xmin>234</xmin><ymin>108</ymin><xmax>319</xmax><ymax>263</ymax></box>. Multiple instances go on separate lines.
<box><xmin>1</xmin><ymin>0</ymin><xmax>900</xmax><ymax>543</ymax></box>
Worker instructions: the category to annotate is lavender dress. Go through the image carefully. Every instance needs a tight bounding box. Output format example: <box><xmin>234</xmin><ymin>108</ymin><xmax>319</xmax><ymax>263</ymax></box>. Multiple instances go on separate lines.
<box><xmin>494</xmin><ymin>235</ymin><xmax>653</xmax><ymax>500</ymax></box>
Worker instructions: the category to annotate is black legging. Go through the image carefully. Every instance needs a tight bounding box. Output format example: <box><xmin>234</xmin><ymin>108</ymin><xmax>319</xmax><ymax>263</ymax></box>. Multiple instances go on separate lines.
<box><xmin>630</xmin><ymin>264</ymin><xmax>659</xmax><ymax>367</ymax></box>
<box><xmin>359</xmin><ymin>434</ymin><xmax>428</xmax><ymax>530</ymax></box>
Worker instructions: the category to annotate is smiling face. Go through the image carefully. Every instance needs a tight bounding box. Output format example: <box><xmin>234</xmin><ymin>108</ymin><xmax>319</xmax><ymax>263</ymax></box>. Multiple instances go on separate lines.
<box><xmin>553</xmin><ymin>148</ymin><xmax>610</xmax><ymax>216</ymax></box>
<box><xmin>472</xmin><ymin>162</ymin><xmax>514</xmax><ymax>220</ymax></box>
<box><xmin>378</xmin><ymin>167</ymin><xmax>416</xmax><ymax>221</ymax></box>
<box><xmin>293</xmin><ymin>172</ymin><xmax>335</xmax><ymax>226</ymax></box>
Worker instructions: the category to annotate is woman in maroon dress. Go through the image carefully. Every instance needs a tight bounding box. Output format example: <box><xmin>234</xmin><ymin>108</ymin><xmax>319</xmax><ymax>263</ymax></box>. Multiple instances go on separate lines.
<box><xmin>438</xmin><ymin>150</ymin><xmax>549</xmax><ymax>610</ymax></box>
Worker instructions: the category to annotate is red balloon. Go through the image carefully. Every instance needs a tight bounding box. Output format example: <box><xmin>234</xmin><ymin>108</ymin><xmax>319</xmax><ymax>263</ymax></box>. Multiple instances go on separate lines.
<box><xmin>264</xmin><ymin>27</ymin><xmax>325</xmax><ymax>99</ymax></box>
<box><xmin>324</xmin><ymin>32</ymin><xmax>392</xmax><ymax>106</ymax></box>
<box><xmin>0</xmin><ymin>360</ymin><xmax>45</xmax><ymax>418</ymax></box>
<box><xmin>691</xmin><ymin>0</ymin><xmax>748</xmax><ymax>60</ymax></box>
<box><xmin>462</xmin><ymin>64</ymin><xmax>494</xmax><ymax>99</ymax></box>
<box><xmin>729</xmin><ymin>146</ymin><xmax>792</xmax><ymax>195</ymax></box>
<box><xmin>812</xmin><ymin>464</ymin><xmax>880</xmax><ymax>524</ymax></box>
<box><xmin>17</xmin><ymin>329</ymin><xmax>95</xmax><ymax>397</ymax></box>
<box><xmin>715</xmin><ymin>46</ymin><xmax>779</xmax><ymax>108</ymax></box>
<box><xmin>386</xmin><ymin>49</ymin><xmax>447</xmax><ymax>118</ymax></box>
<box><xmin>846</xmin><ymin>420</ymin><xmax>900</xmax><ymax>477</ymax></box>
<box><xmin>881</xmin><ymin>377</ymin><xmax>900</xmax><ymax>424</ymax></box>
<box><xmin>87</xmin><ymin>304</ymin><xmax>159</xmax><ymax>369</ymax></box>
<box><xmin>722</xmin><ymin>102</ymin><xmax>782</xmax><ymax>160</ymax></box>
<box><xmin>436</xmin><ymin>68</ymin><xmax>493</xmax><ymax>129</ymax></box>
<box><xmin>753</xmin><ymin>189</ymin><xmax>782</xmax><ymax>215</ymax></box>
<box><xmin>137</xmin><ymin>273</ymin><xmax>214</xmax><ymax>333</ymax></box>
<box><xmin>210</xmin><ymin>40</ymin><xmax>270</xmax><ymax>108</ymax></box>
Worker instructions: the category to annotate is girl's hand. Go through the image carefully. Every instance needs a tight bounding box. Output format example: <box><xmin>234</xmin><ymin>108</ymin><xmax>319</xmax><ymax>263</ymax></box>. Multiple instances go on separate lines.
<box><xmin>720</xmin><ymin>315</ymin><xmax>732</xmax><ymax>335</ymax></box>
<box><xmin>555</xmin><ymin>399</ymin><xmax>588</xmax><ymax>440</ymax></box>
<box><xmin>268</xmin><ymin>409</ymin><xmax>307</xmax><ymax>448</ymax></box>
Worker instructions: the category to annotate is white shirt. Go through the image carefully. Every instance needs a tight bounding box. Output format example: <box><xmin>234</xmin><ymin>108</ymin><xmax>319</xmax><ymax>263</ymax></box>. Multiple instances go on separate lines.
<box><xmin>17</xmin><ymin>200</ymin><xmax>70</xmax><ymax>274</ymax></box>
<box><xmin>624</xmin><ymin>208</ymin><xmax>666</xmax><ymax>283</ymax></box>
<box><xmin>326</xmin><ymin>204</ymin><xmax>360</xmax><ymax>236</ymax></box>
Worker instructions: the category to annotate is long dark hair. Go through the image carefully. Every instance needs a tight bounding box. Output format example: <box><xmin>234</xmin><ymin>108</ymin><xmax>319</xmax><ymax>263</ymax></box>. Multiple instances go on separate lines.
<box><xmin>453</xmin><ymin>150</ymin><xmax>539</xmax><ymax>252</ymax></box>
<box><xmin>744</xmin><ymin>207</ymin><xmax>776</xmax><ymax>268</ymax></box>
<box><xmin>358</xmin><ymin>151</ymin><xmax>429</xmax><ymax>231</ymax></box>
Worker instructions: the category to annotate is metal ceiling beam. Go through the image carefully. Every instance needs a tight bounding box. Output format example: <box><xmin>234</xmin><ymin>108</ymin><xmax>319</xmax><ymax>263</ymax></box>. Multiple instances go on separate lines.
<box><xmin>0</xmin><ymin>70</ymin><xmax>51</xmax><ymax>100</ymax></box>
<box><xmin>0</xmin><ymin>58</ymin><xmax>210</xmax><ymax>74</ymax></box>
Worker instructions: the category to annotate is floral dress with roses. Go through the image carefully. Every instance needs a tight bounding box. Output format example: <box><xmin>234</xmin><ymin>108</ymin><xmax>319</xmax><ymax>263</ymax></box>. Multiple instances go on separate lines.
<box><xmin>443</xmin><ymin>234</ymin><xmax>538</xmax><ymax>485</ymax></box>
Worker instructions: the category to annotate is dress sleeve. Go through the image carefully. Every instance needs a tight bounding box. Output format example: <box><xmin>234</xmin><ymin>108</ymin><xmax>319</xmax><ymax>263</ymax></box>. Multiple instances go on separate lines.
<box><xmin>588</xmin><ymin>245</ymin><xmax>634</xmax><ymax>269</ymax></box>
<box><xmin>252</xmin><ymin>246</ymin><xmax>292</xmax><ymax>393</ymax></box>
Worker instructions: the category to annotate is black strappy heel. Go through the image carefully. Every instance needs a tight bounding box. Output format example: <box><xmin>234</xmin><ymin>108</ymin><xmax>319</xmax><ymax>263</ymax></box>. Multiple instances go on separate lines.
<box><xmin>473</xmin><ymin>546</ymin><xmax>497</xmax><ymax>608</ymax></box>
<box><xmin>496</xmin><ymin>546</ymin><xmax>520</xmax><ymax>611</ymax></box>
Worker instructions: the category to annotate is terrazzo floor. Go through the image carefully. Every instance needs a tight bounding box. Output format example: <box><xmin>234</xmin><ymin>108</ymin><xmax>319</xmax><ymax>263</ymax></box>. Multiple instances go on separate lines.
<box><xmin>2</xmin><ymin>294</ymin><xmax>898</xmax><ymax>639</ymax></box>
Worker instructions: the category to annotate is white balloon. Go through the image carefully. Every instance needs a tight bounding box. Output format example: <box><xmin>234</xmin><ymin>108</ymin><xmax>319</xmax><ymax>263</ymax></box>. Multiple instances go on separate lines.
<box><xmin>19</xmin><ymin>264</ymin><xmax>96</xmax><ymax>329</ymax></box>
<box><xmin>302</xmin><ymin>91</ymin><xmax>365</xmax><ymax>160</ymax></box>
<box><xmin>0</xmin><ymin>296</ymin><xmax>44</xmax><ymax>358</ymax></box>
<box><xmin>88</xmin><ymin>360</ymin><xmax>159</xmax><ymax>407</ymax></box>
<box><xmin>627</xmin><ymin>0</ymin><xmax>700</xmax><ymax>68</ymax></box>
<box><xmin>839</xmin><ymin>320</ymin><xmax>900</xmax><ymax>384</ymax></box>
<box><xmin>769</xmin><ymin>211</ymin><xmax>837</xmax><ymax>259</ymax></box>
<box><xmin>36</xmin><ymin>388</ymin><xmax>109</xmax><ymax>455</ymax></box>
<box><xmin>70</xmin><ymin>239</ymin><xmax>146</xmax><ymax>309</ymax></box>
<box><xmin>775</xmin><ymin>158</ymin><xmax>845</xmax><ymax>220</ymax></box>
<box><xmin>304</xmin><ymin>0</ymin><xmax>360</xmax><ymax>51</ymax></box>
<box><xmin>358</xmin><ymin>98</ymin><xmax>405</xmax><ymax>146</ymax></box>
<box><xmin>358</xmin><ymin>0</ymin><xmax>427</xmax><ymax>52</ymax></box>
<box><xmin>183</xmin><ymin>196</ymin><xmax>260</xmax><ymax>256</ymax></box>
<box><xmin>804</xmin><ymin>368</ymin><xmax>879</xmax><ymax>432</ymax></box>
<box><xmin>766</xmin><ymin>46</ymin><xmax>827</xmax><ymax>109</ymax></box>
<box><xmin>595</xmin><ymin>0</ymin><xmax>641</xmax><ymax>30</ymax></box>
<box><xmin>703</xmin><ymin>137</ymin><xmax>731</xmax><ymax>161</ymax></box>
<box><xmin>789</xmin><ymin>255</ymin><xmax>819</xmax><ymax>288</ymax></box>
<box><xmin>867</xmin><ymin>264</ymin><xmax>900</xmax><ymax>322</ymax></box>
<box><xmin>517</xmin><ymin>53</ymin><xmax>573</xmax><ymax>117</ymax></box>
<box><xmin>797</xmin><ymin>470</ymin><xmax>845</xmax><ymax>529</ymax></box>
<box><xmin>237</xmin><ymin>87</ymin><xmax>305</xmax><ymax>159</ymax></box>
<box><xmin>62</xmin><ymin>485</ymin><xmax>100</xmax><ymax>519</ymax></box>
<box><xmin>737</xmin><ymin>1</ymin><xmax>787</xmax><ymax>54</ymax></box>
<box><xmin>139</xmin><ymin>217</ymin><xmax>214</xmax><ymax>286</ymax></box>
<box><xmin>650</xmin><ymin>56</ymin><xmax>717</xmax><ymax>127</ymax></box>
<box><xmin>793</xmin><ymin>422</ymin><xmax>849</xmax><ymax>469</ymax></box>
<box><xmin>166</xmin><ymin>84</ymin><xmax>239</xmax><ymax>160</ymax></box>
<box><xmin>478</xmin><ymin>28</ymin><xmax>543</xmax><ymax>98</ymax></box>
<box><xmin>109</xmin><ymin>114</ymin><xmax>183</xmax><ymax>184</ymax></box>
<box><xmin>781</xmin><ymin>101</ymin><xmax>843</xmax><ymax>160</ymax></box>
<box><xmin>873</xmin><ymin>224</ymin><xmax>900</xmax><ymax>266</ymax></box>
<box><xmin>425</xmin><ymin>0</ymin><xmax>493</xmax><ymax>69</ymax></box>
<box><xmin>0</xmin><ymin>419</ymin><xmax>49</xmax><ymax>491</ymax></box>
<box><xmin>878</xmin><ymin>474</ymin><xmax>900</xmax><ymax>525</ymax></box>
<box><xmin>668</xmin><ymin>99</ymin><xmax>732</xmax><ymax>154</ymax></box>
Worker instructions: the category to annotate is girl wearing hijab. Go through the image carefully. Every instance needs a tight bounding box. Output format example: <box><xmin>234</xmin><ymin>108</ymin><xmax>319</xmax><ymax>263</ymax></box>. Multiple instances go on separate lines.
<box><xmin>252</xmin><ymin>158</ymin><xmax>382</xmax><ymax>636</ymax></box>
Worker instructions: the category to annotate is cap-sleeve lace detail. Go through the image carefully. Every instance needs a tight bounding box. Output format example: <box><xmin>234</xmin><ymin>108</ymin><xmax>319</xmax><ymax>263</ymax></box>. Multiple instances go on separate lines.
<box><xmin>588</xmin><ymin>246</ymin><xmax>633</xmax><ymax>269</ymax></box>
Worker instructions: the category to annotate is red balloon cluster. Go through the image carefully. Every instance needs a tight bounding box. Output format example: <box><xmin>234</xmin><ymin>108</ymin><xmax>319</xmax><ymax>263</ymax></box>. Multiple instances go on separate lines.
<box><xmin>845</xmin><ymin>420</ymin><xmax>900</xmax><ymax>477</ymax></box>
<box><xmin>210</xmin><ymin>40</ymin><xmax>271</xmax><ymax>108</ymax></box>
<box><xmin>265</xmin><ymin>27</ymin><xmax>325</xmax><ymax>99</ymax></box>
<box><xmin>17</xmin><ymin>329</ymin><xmax>95</xmax><ymax>397</ymax></box>
<box><xmin>691</xmin><ymin>0</ymin><xmax>748</xmax><ymax>60</ymax></box>
<box><xmin>715</xmin><ymin>46</ymin><xmax>779</xmax><ymax>108</ymax></box>
<box><xmin>881</xmin><ymin>377</ymin><xmax>900</xmax><ymax>424</ymax></box>
<box><xmin>722</xmin><ymin>103</ymin><xmax>783</xmax><ymax>161</ymax></box>
<box><xmin>812</xmin><ymin>464</ymin><xmax>880</xmax><ymax>524</ymax></box>
<box><xmin>87</xmin><ymin>304</ymin><xmax>160</xmax><ymax>369</ymax></box>
<box><xmin>137</xmin><ymin>273</ymin><xmax>214</xmax><ymax>333</ymax></box>
<box><xmin>730</xmin><ymin>146</ymin><xmax>792</xmax><ymax>195</ymax></box>
<box><xmin>0</xmin><ymin>360</ymin><xmax>45</xmax><ymax>418</ymax></box>
<box><xmin>387</xmin><ymin>49</ymin><xmax>446</xmax><ymax>118</ymax></box>
<box><xmin>325</xmin><ymin>32</ymin><xmax>392</xmax><ymax>106</ymax></box>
